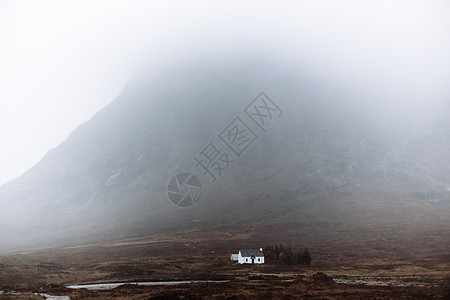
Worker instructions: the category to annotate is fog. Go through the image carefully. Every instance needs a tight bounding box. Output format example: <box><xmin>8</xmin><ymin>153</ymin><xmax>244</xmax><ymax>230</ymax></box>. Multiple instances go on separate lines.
<box><xmin>1</xmin><ymin>0</ymin><xmax>449</xmax><ymax>186</ymax></box>
<box><xmin>0</xmin><ymin>1</ymin><xmax>450</xmax><ymax>252</ymax></box>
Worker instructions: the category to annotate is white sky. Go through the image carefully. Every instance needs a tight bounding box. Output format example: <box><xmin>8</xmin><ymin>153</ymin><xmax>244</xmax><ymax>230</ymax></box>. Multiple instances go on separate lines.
<box><xmin>0</xmin><ymin>0</ymin><xmax>449</xmax><ymax>185</ymax></box>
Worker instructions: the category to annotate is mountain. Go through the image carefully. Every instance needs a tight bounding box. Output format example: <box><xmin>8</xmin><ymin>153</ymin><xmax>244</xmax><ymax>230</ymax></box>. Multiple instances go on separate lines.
<box><xmin>0</xmin><ymin>57</ymin><xmax>449</xmax><ymax>254</ymax></box>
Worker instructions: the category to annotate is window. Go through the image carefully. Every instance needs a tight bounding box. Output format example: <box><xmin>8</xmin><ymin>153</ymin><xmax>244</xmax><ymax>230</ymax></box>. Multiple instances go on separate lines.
<box><xmin>258</xmin><ymin>258</ymin><xmax>260</xmax><ymax>262</ymax></box>
<box><xmin>246</xmin><ymin>258</ymin><xmax>248</xmax><ymax>262</ymax></box>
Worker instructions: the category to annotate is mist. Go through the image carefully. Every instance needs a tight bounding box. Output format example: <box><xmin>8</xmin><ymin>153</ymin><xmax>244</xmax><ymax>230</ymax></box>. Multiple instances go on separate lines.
<box><xmin>0</xmin><ymin>2</ymin><xmax>449</xmax><ymax>296</ymax></box>
<box><xmin>1</xmin><ymin>0</ymin><xmax>450</xmax><ymax>186</ymax></box>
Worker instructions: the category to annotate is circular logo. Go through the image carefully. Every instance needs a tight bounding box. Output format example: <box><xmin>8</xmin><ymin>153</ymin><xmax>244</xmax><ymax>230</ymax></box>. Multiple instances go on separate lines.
<box><xmin>167</xmin><ymin>173</ymin><xmax>202</xmax><ymax>207</ymax></box>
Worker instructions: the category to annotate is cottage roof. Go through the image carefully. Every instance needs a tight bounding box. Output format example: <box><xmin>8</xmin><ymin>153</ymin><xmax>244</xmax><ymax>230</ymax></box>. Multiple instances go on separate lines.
<box><xmin>240</xmin><ymin>249</ymin><xmax>264</xmax><ymax>257</ymax></box>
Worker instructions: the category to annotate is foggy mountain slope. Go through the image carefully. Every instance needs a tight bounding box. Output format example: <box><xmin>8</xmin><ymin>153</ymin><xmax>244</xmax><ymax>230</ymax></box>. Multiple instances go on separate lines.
<box><xmin>386</xmin><ymin>115</ymin><xmax>450</xmax><ymax>190</ymax></box>
<box><xmin>0</xmin><ymin>58</ymin><xmax>448</xmax><ymax>252</ymax></box>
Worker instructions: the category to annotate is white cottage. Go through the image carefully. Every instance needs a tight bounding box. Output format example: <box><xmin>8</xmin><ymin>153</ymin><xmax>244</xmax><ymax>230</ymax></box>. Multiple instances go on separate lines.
<box><xmin>230</xmin><ymin>254</ymin><xmax>239</xmax><ymax>261</ymax></box>
<box><xmin>235</xmin><ymin>248</ymin><xmax>264</xmax><ymax>264</ymax></box>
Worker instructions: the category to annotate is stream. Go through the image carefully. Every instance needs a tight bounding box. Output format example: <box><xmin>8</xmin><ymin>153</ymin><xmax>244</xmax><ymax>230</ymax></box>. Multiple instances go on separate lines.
<box><xmin>35</xmin><ymin>293</ymin><xmax>71</xmax><ymax>300</ymax></box>
<box><xmin>67</xmin><ymin>280</ymin><xmax>229</xmax><ymax>290</ymax></box>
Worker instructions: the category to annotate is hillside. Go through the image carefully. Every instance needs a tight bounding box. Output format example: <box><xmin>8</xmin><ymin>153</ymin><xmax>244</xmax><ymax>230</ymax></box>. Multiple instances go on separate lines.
<box><xmin>0</xmin><ymin>57</ymin><xmax>449</xmax><ymax>259</ymax></box>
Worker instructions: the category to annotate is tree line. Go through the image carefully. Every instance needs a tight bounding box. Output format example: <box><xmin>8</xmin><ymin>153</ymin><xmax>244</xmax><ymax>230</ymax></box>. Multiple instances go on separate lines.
<box><xmin>264</xmin><ymin>244</ymin><xmax>312</xmax><ymax>265</ymax></box>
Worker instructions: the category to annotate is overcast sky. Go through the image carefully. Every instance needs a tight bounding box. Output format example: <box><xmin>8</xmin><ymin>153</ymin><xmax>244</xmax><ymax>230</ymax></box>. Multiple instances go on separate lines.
<box><xmin>0</xmin><ymin>0</ymin><xmax>449</xmax><ymax>186</ymax></box>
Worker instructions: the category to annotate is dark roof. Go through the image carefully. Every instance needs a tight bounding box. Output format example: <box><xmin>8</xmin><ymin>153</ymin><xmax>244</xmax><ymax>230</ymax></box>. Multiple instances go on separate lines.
<box><xmin>240</xmin><ymin>249</ymin><xmax>264</xmax><ymax>257</ymax></box>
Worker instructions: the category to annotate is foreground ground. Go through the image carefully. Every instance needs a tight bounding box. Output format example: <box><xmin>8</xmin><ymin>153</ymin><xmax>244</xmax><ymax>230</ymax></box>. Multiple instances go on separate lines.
<box><xmin>0</xmin><ymin>233</ymin><xmax>449</xmax><ymax>299</ymax></box>
<box><xmin>1</xmin><ymin>273</ymin><xmax>448</xmax><ymax>299</ymax></box>
<box><xmin>1</xmin><ymin>179</ymin><xmax>449</xmax><ymax>298</ymax></box>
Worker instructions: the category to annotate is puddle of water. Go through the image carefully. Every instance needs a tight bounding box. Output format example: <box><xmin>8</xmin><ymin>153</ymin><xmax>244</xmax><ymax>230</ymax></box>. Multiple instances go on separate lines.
<box><xmin>35</xmin><ymin>293</ymin><xmax>71</xmax><ymax>300</ymax></box>
<box><xmin>67</xmin><ymin>280</ymin><xmax>229</xmax><ymax>290</ymax></box>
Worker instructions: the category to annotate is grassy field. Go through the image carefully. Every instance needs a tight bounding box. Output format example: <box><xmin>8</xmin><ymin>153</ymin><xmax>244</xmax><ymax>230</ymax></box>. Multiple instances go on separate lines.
<box><xmin>1</xmin><ymin>179</ymin><xmax>449</xmax><ymax>298</ymax></box>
